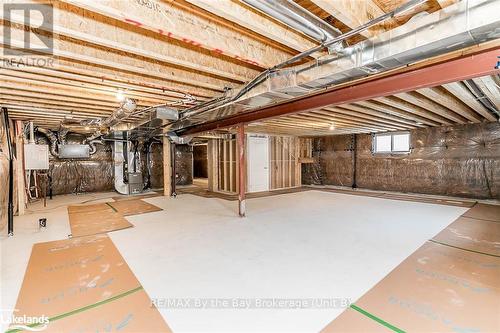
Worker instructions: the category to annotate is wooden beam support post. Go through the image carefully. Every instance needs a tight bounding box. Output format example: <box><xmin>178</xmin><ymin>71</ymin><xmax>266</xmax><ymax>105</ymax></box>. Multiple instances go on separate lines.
<box><xmin>163</xmin><ymin>136</ymin><xmax>172</xmax><ymax>197</ymax></box>
<box><xmin>237</xmin><ymin>124</ymin><xmax>246</xmax><ymax>217</ymax></box>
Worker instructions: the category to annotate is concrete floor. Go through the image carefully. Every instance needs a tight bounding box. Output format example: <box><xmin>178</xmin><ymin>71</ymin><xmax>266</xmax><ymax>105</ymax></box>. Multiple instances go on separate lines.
<box><xmin>1</xmin><ymin>190</ymin><xmax>468</xmax><ymax>332</ymax></box>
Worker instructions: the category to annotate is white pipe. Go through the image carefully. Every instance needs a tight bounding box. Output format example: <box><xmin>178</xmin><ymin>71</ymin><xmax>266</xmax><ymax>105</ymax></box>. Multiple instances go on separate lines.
<box><xmin>29</xmin><ymin>121</ymin><xmax>35</xmax><ymax>144</ymax></box>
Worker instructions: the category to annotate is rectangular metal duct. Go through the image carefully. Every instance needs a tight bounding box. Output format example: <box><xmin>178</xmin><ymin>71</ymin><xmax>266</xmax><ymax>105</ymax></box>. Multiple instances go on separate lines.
<box><xmin>171</xmin><ymin>0</ymin><xmax>500</xmax><ymax>132</ymax></box>
<box><xmin>57</xmin><ymin>144</ymin><xmax>90</xmax><ymax>159</ymax></box>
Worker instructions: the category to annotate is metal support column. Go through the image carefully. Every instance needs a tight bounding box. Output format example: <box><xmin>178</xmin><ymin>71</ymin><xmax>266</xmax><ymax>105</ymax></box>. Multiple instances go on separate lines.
<box><xmin>237</xmin><ymin>124</ymin><xmax>246</xmax><ymax>217</ymax></box>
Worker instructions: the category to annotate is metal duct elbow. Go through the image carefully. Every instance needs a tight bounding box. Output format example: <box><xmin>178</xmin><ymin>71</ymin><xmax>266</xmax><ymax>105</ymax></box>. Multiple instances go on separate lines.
<box><xmin>88</xmin><ymin>139</ymin><xmax>104</xmax><ymax>155</ymax></box>
<box><xmin>103</xmin><ymin>98</ymin><xmax>137</xmax><ymax>127</ymax></box>
<box><xmin>242</xmin><ymin>0</ymin><xmax>342</xmax><ymax>49</ymax></box>
<box><xmin>37</xmin><ymin>127</ymin><xmax>59</xmax><ymax>157</ymax></box>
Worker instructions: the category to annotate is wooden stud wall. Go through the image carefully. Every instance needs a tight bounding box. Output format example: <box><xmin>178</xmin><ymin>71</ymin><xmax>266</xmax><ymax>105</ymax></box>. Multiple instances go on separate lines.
<box><xmin>269</xmin><ymin>136</ymin><xmax>301</xmax><ymax>190</ymax></box>
<box><xmin>214</xmin><ymin>138</ymin><xmax>237</xmax><ymax>193</ymax></box>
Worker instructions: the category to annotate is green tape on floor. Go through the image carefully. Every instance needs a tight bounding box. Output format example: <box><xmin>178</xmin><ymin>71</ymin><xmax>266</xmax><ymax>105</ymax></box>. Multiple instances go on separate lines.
<box><xmin>350</xmin><ymin>304</ymin><xmax>406</xmax><ymax>333</ymax></box>
<box><xmin>5</xmin><ymin>286</ymin><xmax>143</xmax><ymax>333</ymax></box>
<box><xmin>106</xmin><ymin>202</ymin><xmax>118</xmax><ymax>212</ymax></box>
<box><xmin>429</xmin><ymin>239</ymin><xmax>500</xmax><ymax>258</ymax></box>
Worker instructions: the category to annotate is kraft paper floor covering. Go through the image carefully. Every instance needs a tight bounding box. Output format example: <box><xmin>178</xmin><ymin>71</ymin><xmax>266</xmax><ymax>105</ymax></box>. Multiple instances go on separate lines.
<box><xmin>67</xmin><ymin>203</ymin><xmax>133</xmax><ymax>237</ymax></box>
<box><xmin>4</xmin><ymin>190</ymin><xmax>497</xmax><ymax>332</ymax></box>
<box><xmin>7</xmin><ymin>234</ymin><xmax>170</xmax><ymax>332</ymax></box>
<box><xmin>107</xmin><ymin>199</ymin><xmax>163</xmax><ymax>216</ymax></box>
<box><xmin>322</xmin><ymin>203</ymin><xmax>500</xmax><ymax>332</ymax></box>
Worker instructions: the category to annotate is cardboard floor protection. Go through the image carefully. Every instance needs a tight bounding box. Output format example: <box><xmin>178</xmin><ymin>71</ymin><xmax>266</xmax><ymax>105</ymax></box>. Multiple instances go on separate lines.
<box><xmin>107</xmin><ymin>199</ymin><xmax>162</xmax><ymax>216</ymax></box>
<box><xmin>111</xmin><ymin>192</ymin><xmax>162</xmax><ymax>202</ymax></box>
<box><xmin>314</xmin><ymin>187</ymin><xmax>476</xmax><ymax>207</ymax></box>
<box><xmin>68</xmin><ymin>203</ymin><xmax>133</xmax><ymax>237</ymax></box>
<box><xmin>9</xmin><ymin>234</ymin><xmax>171</xmax><ymax>332</ymax></box>
<box><xmin>379</xmin><ymin>193</ymin><xmax>475</xmax><ymax>207</ymax></box>
<box><xmin>322</xmin><ymin>241</ymin><xmax>500</xmax><ymax>332</ymax></box>
<box><xmin>322</xmin><ymin>203</ymin><xmax>500</xmax><ymax>332</ymax></box>
<box><xmin>40</xmin><ymin>288</ymin><xmax>169</xmax><ymax>333</ymax></box>
<box><xmin>433</xmin><ymin>216</ymin><xmax>500</xmax><ymax>257</ymax></box>
<box><xmin>462</xmin><ymin>203</ymin><xmax>500</xmax><ymax>222</ymax></box>
<box><xmin>321</xmin><ymin>306</ymin><xmax>393</xmax><ymax>333</ymax></box>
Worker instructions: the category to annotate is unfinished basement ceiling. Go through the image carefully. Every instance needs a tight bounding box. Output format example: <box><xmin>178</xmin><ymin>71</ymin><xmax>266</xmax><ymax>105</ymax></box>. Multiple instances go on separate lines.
<box><xmin>2</xmin><ymin>0</ymin><xmax>495</xmax><ymax>134</ymax></box>
<box><xmin>245</xmin><ymin>75</ymin><xmax>500</xmax><ymax>136</ymax></box>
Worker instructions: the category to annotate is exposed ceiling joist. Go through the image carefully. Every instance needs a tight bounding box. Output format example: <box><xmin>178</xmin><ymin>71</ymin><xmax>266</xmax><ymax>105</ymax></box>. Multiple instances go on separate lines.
<box><xmin>2</xmin><ymin>12</ymin><xmax>251</xmax><ymax>83</ymax></box>
<box><xmin>395</xmin><ymin>92</ymin><xmax>468</xmax><ymax>124</ymax></box>
<box><xmin>473</xmin><ymin>76</ymin><xmax>500</xmax><ymax>111</ymax></box>
<box><xmin>1</xmin><ymin>34</ymin><xmax>230</xmax><ymax>92</ymax></box>
<box><xmin>335</xmin><ymin>104</ymin><xmax>422</xmax><ymax>127</ymax></box>
<box><xmin>179</xmin><ymin>47</ymin><xmax>500</xmax><ymax>135</ymax></box>
<box><xmin>442</xmin><ymin>82</ymin><xmax>496</xmax><ymax>121</ymax></box>
<box><xmin>309</xmin><ymin>0</ymin><xmax>394</xmax><ymax>37</ymax></box>
<box><xmin>416</xmin><ymin>87</ymin><xmax>482</xmax><ymax>123</ymax></box>
<box><xmin>58</xmin><ymin>0</ymin><xmax>296</xmax><ymax>68</ymax></box>
<box><xmin>354</xmin><ymin>100</ymin><xmax>439</xmax><ymax>126</ymax></box>
<box><xmin>374</xmin><ymin>96</ymin><xmax>452</xmax><ymax>125</ymax></box>
<box><xmin>184</xmin><ymin>0</ymin><xmax>318</xmax><ymax>53</ymax></box>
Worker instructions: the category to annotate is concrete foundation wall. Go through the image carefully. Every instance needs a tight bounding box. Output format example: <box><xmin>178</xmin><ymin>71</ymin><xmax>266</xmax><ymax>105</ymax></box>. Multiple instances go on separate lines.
<box><xmin>302</xmin><ymin>122</ymin><xmax>500</xmax><ymax>199</ymax></box>
<box><xmin>39</xmin><ymin>137</ymin><xmax>193</xmax><ymax>195</ymax></box>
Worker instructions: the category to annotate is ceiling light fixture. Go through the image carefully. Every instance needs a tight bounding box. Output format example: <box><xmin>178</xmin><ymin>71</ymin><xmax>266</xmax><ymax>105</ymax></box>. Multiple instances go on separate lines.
<box><xmin>116</xmin><ymin>90</ymin><xmax>125</xmax><ymax>102</ymax></box>
<box><xmin>329</xmin><ymin>123</ymin><xmax>335</xmax><ymax>130</ymax></box>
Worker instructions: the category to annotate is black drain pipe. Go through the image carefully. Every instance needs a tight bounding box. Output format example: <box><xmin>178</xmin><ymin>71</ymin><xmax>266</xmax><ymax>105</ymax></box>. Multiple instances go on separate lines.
<box><xmin>351</xmin><ymin>134</ymin><xmax>357</xmax><ymax>189</ymax></box>
<box><xmin>2</xmin><ymin>107</ymin><xmax>14</xmax><ymax>236</ymax></box>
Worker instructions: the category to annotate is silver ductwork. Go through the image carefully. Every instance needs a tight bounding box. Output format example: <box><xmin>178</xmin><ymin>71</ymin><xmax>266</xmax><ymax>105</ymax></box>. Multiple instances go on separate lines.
<box><xmin>113</xmin><ymin>139</ymin><xmax>131</xmax><ymax>194</ymax></box>
<box><xmin>37</xmin><ymin>127</ymin><xmax>59</xmax><ymax>157</ymax></box>
<box><xmin>62</xmin><ymin>98</ymin><xmax>137</xmax><ymax>133</ymax></box>
<box><xmin>242</xmin><ymin>0</ymin><xmax>342</xmax><ymax>50</ymax></box>
<box><xmin>102</xmin><ymin>98</ymin><xmax>137</xmax><ymax>128</ymax></box>
<box><xmin>172</xmin><ymin>0</ymin><xmax>500</xmax><ymax>132</ymax></box>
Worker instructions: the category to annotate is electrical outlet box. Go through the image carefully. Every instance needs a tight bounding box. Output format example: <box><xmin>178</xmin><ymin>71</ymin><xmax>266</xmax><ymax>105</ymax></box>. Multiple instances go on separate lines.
<box><xmin>24</xmin><ymin>144</ymin><xmax>49</xmax><ymax>170</ymax></box>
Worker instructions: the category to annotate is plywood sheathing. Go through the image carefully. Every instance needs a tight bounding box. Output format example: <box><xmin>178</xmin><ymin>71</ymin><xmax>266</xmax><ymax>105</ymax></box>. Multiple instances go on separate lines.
<box><xmin>67</xmin><ymin>203</ymin><xmax>133</xmax><ymax>237</ymax></box>
<box><xmin>309</xmin><ymin>0</ymin><xmax>397</xmax><ymax>37</ymax></box>
<box><xmin>2</xmin><ymin>0</ymin><xmax>258</xmax><ymax>82</ymax></box>
<box><xmin>58</xmin><ymin>0</ymin><xmax>295</xmax><ymax>69</ymax></box>
<box><xmin>107</xmin><ymin>199</ymin><xmax>162</xmax><ymax>216</ymax></box>
<box><xmin>3</xmin><ymin>25</ymin><xmax>234</xmax><ymax>92</ymax></box>
<box><xmin>11</xmin><ymin>234</ymin><xmax>171</xmax><ymax>332</ymax></box>
<box><xmin>185</xmin><ymin>0</ymin><xmax>319</xmax><ymax>53</ymax></box>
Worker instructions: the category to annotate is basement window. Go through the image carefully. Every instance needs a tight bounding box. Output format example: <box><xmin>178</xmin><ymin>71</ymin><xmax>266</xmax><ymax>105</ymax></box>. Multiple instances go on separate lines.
<box><xmin>373</xmin><ymin>132</ymin><xmax>410</xmax><ymax>154</ymax></box>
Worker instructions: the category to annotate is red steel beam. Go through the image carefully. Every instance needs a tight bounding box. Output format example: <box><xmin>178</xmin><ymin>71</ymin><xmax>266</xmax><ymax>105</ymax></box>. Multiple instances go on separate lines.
<box><xmin>181</xmin><ymin>47</ymin><xmax>500</xmax><ymax>135</ymax></box>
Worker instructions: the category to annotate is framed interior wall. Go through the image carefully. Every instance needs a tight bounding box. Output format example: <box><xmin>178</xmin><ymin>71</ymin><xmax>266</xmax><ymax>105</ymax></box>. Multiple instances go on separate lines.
<box><xmin>207</xmin><ymin>134</ymin><xmax>302</xmax><ymax>194</ymax></box>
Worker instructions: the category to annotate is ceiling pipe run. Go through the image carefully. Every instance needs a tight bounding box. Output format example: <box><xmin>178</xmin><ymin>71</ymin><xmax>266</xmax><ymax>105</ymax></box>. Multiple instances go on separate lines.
<box><xmin>241</xmin><ymin>0</ymin><xmax>342</xmax><ymax>50</ymax></box>
<box><xmin>176</xmin><ymin>0</ymin><xmax>427</xmax><ymax>123</ymax></box>
<box><xmin>172</xmin><ymin>0</ymin><xmax>500</xmax><ymax>133</ymax></box>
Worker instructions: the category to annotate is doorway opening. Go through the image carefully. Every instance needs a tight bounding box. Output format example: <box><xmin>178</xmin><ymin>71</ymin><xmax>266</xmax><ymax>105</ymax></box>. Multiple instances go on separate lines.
<box><xmin>193</xmin><ymin>143</ymin><xmax>208</xmax><ymax>189</ymax></box>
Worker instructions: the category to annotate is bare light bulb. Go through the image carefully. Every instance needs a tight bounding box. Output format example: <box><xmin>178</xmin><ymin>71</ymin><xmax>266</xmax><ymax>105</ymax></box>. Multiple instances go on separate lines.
<box><xmin>116</xmin><ymin>90</ymin><xmax>125</xmax><ymax>102</ymax></box>
<box><xmin>329</xmin><ymin>124</ymin><xmax>335</xmax><ymax>131</ymax></box>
